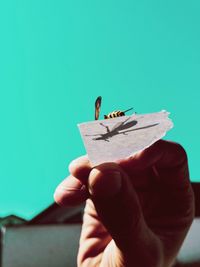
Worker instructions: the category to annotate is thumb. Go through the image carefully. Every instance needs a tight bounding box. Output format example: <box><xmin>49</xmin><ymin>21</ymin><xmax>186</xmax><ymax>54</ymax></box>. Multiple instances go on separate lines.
<box><xmin>88</xmin><ymin>163</ymin><xmax>145</xmax><ymax>250</ymax></box>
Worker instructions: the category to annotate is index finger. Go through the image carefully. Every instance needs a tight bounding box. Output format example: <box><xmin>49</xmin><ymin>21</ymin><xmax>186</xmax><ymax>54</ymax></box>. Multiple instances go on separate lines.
<box><xmin>119</xmin><ymin>140</ymin><xmax>190</xmax><ymax>188</ymax></box>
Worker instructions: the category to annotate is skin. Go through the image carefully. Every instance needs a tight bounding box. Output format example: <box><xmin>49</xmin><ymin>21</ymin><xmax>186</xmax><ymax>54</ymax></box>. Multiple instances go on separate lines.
<box><xmin>54</xmin><ymin>140</ymin><xmax>195</xmax><ymax>267</ymax></box>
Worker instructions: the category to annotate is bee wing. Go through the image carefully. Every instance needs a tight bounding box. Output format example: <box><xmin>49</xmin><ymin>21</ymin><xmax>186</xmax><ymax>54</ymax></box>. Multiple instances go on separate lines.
<box><xmin>95</xmin><ymin>96</ymin><xmax>102</xmax><ymax>120</ymax></box>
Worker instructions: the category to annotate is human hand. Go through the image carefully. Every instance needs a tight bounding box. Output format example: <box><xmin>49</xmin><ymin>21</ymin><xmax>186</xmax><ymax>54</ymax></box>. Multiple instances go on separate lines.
<box><xmin>54</xmin><ymin>140</ymin><xmax>194</xmax><ymax>267</ymax></box>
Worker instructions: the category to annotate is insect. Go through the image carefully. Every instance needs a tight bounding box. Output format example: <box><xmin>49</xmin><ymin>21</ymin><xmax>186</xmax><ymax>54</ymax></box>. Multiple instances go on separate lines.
<box><xmin>95</xmin><ymin>96</ymin><xmax>134</xmax><ymax>120</ymax></box>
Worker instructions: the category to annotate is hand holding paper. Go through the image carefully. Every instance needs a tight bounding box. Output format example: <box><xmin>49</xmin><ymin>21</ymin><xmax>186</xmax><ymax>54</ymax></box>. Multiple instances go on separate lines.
<box><xmin>54</xmin><ymin>140</ymin><xmax>194</xmax><ymax>267</ymax></box>
<box><xmin>54</xmin><ymin>101</ymin><xmax>193</xmax><ymax>267</ymax></box>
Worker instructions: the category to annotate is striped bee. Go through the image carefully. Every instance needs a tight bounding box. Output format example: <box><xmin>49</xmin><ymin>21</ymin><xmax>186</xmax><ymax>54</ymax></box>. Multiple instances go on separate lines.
<box><xmin>95</xmin><ymin>96</ymin><xmax>133</xmax><ymax>120</ymax></box>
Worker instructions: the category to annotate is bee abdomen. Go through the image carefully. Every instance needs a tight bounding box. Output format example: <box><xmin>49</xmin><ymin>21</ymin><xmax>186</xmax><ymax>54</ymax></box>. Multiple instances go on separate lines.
<box><xmin>104</xmin><ymin>110</ymin><xmax>125</xmax><ymax>119</ymax></box>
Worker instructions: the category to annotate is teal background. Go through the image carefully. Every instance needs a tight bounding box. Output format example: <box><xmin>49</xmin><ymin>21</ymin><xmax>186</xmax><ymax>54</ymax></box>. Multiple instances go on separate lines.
<box><xmin>0</xmin><ymin>1</ymin><xmax>199</xmax><ymax>220</ymax></box>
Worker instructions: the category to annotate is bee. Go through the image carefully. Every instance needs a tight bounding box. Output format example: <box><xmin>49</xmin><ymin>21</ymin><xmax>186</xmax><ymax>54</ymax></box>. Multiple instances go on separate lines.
<box><xmin>95</xmin><ymin>96</ymin><xmax>133</xmax><ymax>120</ymax></box>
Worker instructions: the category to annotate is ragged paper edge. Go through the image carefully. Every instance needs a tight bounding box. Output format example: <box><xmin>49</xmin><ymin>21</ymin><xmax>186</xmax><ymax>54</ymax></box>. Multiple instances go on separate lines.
<box><xmin>127</xmin><ymin>113</ymin><xmax>174</xmax><ymax>160</ymax></box>
<box><xmin>78</xmin><ymin>110</ymin><xmax>174</xmax><ymax>166</ymax></box>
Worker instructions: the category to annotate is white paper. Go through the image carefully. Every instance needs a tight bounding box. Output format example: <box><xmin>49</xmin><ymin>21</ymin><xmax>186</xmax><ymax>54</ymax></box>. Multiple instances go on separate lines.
<box><xmin>78</xmin><ymin>111</ymin><xmax>173</xmax><ymax>166</ymax></box>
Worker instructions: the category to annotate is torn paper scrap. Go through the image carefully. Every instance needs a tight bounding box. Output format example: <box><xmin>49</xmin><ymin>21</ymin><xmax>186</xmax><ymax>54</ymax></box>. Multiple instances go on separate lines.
<box><xmin>78</xmin><ymin>111</ymin><xmax>173</xmax><ymax>166</ymax></box>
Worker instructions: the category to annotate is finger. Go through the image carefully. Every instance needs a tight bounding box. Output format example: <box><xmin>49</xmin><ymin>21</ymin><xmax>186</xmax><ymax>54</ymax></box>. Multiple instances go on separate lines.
<box><xmin>54</xmin><ymin>175</ymin><xmax>89</xmax><ymax>206</ymax></box>
<box><xmin>119</xmin><ymin>140</ymin><xmax>190</xmax><ymax>188</ymax></box>
<box><xmin>87</xmin><ymin>162</ymin><xmax>154</xmax><ymax>252</ymax></box>
<box><xmin>69</xmin><ymin>155</ymin><xmax>92</xmax><ymax>183</ymax></box>
<box><xmin>120</xmin><ymin>140</ymin><xmax>194</xmax><ymax>223</ymax></box>
<box><xmin>54</xmin><ymin>155</ymin><xmax>92</xmax><ymax>206</ymax></box>
<box><xmin>119</xmin><ymin>140</ymin><xmax>187</xmax><ymax>169</ymax></box>
<box><xmin>119</xmin><ymin>140</ymin><xmax>194</xmax><ymax>238</ymax></box>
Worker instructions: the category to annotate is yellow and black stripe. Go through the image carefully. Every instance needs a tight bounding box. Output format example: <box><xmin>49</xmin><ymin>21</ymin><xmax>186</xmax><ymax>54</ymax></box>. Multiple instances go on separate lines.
<box><xmin>104</xmin><ymin>110</ymin><xmax>125</xmax><ymax>119</ymax></box>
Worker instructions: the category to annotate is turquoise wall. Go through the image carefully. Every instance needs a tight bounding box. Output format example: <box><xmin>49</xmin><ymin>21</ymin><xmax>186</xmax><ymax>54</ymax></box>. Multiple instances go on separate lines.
<box><xmin>0</xmin><ymin>1</ymin><xmax>199</xmax><ymax>219</ymax></box>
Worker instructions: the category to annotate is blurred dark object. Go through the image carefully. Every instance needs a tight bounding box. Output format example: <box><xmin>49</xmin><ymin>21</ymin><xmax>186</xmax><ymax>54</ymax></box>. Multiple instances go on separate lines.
<box><xmin>192</xmin><ymin>183</ymin><xmax>200</xmax><ymax>217</ymax></box>
<box><xmin>173</xmin><ymin>183</ymin><xmax>200</xmax><ymax>267</ymax></box>
<box><xmin>28</xmin><ymin>203</ymin><xmax>84</xmax><ymax>225</ymax></box>
<box><xmin>0</xmin><ymin>215</ymin><xmax>26</xmax><ymax>227</ymax></box>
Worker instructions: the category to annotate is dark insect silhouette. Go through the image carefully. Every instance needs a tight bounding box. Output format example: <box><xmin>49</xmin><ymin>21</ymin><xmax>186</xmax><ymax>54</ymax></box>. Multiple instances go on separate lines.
<box><xmin>85</xmin><ymin>117</ymin><xmax>159</xmax><ymax>142</ymax></box>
